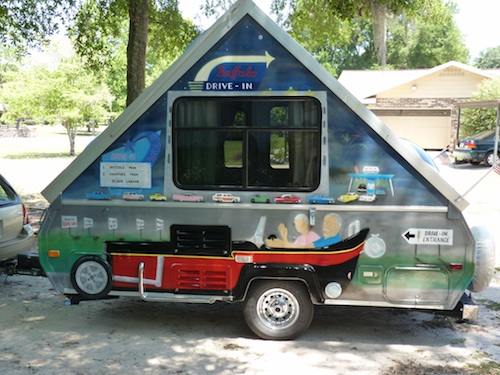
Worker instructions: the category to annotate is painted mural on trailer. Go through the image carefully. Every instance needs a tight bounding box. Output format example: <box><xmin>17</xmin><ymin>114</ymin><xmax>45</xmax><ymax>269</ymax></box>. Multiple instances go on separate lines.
<box><xmin>36</xmin><ymin>0</ymin><xmax>498</xmax><ymax>342</ymax></box>
<box><xmin>37</xmin><ymin>0</ymin><xmax>488</xmax><ymax>327</ymax></box>
<box><xmin>64</xmin><ymin>15</ymin><xmax>443</xmax><ymax>209</ymax></box>
<box><xmin>52</xmin><ymin>14</ymin><xmax>458</xmax><ymax>296</ymax></box>
<box><xmin>57</xmin><ymin>14</ymin><xmax>453</xmax><ymax>283</ymax></box>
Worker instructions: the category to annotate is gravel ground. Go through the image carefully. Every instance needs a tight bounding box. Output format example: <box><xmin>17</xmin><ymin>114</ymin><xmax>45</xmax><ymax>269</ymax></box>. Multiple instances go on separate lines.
<box><xmin>0</xmin><ymin>139</ymin><xmax>499</xmax><ymax>375</ymax></box>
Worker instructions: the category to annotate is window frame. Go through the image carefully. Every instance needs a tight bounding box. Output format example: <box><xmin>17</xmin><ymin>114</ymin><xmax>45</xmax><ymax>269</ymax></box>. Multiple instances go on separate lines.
<box><xmin>171</xmin><ymin>93</ymin><xmax>324</xmax><ymax>192</ymax></box>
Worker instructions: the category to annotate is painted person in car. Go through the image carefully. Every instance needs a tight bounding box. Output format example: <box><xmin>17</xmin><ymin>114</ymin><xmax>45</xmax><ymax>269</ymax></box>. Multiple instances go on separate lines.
<box><xmin>266</xmin><ymin>213</ymin><xmax>342</xmax><ymax>249</ymax></box>
<box><xmin>311</xmin><ymin>213</ymin><xmax>342</xmax><ymax>248</ymax></box>
<box><xmin>273</xmin><ymin>213</ymin><xmax>320</xmax><ymax>247</ymax></box>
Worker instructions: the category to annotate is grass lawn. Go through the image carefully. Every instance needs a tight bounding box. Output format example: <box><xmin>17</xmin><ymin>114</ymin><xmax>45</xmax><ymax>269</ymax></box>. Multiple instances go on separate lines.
<box><xmin>0</xmin><ymin>125</ymin><xmax>105</xmax><ymax>207</ymax></box>
<box><xmin>0</xmin><ymin>125</ymin><xmax>100</xmax><ymax>159</ymax></box>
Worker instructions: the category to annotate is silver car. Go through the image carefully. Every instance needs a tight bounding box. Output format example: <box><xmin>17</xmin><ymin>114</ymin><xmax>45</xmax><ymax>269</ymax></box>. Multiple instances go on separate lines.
<box><xmin>0</xmin><ymin>174</ymin><xmax>34</xmax><ymax>261</ymax></box>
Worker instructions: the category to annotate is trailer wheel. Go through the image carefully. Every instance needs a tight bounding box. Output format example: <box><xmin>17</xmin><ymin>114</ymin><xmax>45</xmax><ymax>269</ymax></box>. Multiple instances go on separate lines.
<box><xmin>70</xmin><ymin>256</ymin><xmax>113</xmax><ymax>299</ymax></box>
<box><xmin>244</xmin><ymin>281</ymin><xmax>314</xmax><ymax>340</ymax></box>
<box><xmin>468</xmin><ymin>226</ymin><xmax>496</xmax><ymax>293</ymax></box>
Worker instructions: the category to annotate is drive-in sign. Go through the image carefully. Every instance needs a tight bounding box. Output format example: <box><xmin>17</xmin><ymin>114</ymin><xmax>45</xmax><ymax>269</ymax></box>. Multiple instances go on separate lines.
<box><xmin>402</xmin><ymin>228</ymin><xmax>453</xmax><ymax>245</ymax></box>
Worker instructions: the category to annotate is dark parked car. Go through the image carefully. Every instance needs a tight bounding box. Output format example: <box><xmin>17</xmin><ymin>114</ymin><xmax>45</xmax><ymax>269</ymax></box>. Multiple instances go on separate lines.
<box><xmin>0</xmin><ymin>174</ymin><xmax>34</xmax><ymax>261</ymax></box>
<box><xmin>453</xmin><ymin>130</ymin><xmax>500</xmax><ymax>167</ymax></box>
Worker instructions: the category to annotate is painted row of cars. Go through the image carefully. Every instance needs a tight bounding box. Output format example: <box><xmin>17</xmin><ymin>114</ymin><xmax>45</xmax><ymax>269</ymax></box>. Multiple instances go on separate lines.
<box><xmin>86</xmin><ymin>191</ymin><xmax>166</xmax><ymax>201</ymax></box>
<box><xmin>85</xmin><ymin>192</ymin><xmax>377</xmax><ymax>204</ymax></box>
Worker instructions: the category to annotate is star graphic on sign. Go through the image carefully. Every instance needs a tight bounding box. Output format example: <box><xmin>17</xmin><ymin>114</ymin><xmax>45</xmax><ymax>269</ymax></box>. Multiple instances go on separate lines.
<box><xmin>341</xmin><ymin>134</ymin><xmax>351</xmax><ymax>144</ymax></box>
<box><xmin>122</xmin><ymin>139</ymin><xmax>135</xmax><ymax>152</ymax></box>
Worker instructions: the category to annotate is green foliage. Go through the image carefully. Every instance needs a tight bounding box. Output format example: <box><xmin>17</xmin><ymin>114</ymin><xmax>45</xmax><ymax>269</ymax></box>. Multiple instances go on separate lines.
<box><xmin>459</xmin><ymin>78</ymin><xmax>500</xmax><ymax>137</ymax></box>
<box><xmin>0</xmin><ymin>0</ymin><xmax>75</xmax><ymax>52</ymax></box>
<box><xmin>466</xmin><ymin>361</ymin><xmax>500</xmax><ymax>375</ymax></box>
<box><xmin>0</xmin><ymin>46</ymin><xmax>21</xmax><ymax>86</ymax></box>
<box><xmin>346</xmin><ymin>1</ymin><xmax>468</xmax><ymax>70</ymax></box>
<box><xmin>335</xmin><ymin>19</ymin><xmax>377</xmax><ymax>73</ymax></box>
<box><xmin>0</xmin><ymin>42</ymin><xmax>113</xmax><ymax>155</ymax></box>
<box><xmin>281</xmin><ymin>0</ymin><xmax>356</xmax><ymax>76</ymax></box>
<box><xmin>248</xmin><ymin>0</ymin><xmax>469</xmax><ymax>73</ymax></box>
<box><xmin>70</xmin><ymin>0</ymin><xmax>127</xmax><ymax>74</ymax></box>
<box><xmin>475</xmin><ymin>46</ymin><xmax>500</xmax><ymax>69</ymax></box>
<box><xmin>146</xmin><ymin>8</ymin><xmax>200</xmax><ymax>85</ymax></box>
<box><xmin>71</xmin><ymin>0</ymin><xmax>200</xmax><ymax>111</ymax></box>
<box><xmin>271</xmin><ymin>0</ymin><xmax>437</xmax><ymax>21</ymax></box>
<box><xmin>404</xmin><ymin>3</ymin><xmax>468</xmax><ymax>68</ymax></box>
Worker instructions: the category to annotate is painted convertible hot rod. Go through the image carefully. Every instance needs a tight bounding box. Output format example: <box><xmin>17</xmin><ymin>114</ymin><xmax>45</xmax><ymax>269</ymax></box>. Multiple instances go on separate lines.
<box><xmin>38</xmin><ymin>0</ymin><xmax>495</xmax><ymax>340</ymax></box>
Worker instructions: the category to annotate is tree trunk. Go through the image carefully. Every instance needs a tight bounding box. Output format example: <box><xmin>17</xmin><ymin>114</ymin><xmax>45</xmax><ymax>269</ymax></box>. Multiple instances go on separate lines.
<box><xmin>127</xmin><ymin>0</ymin><xmax>149</xmax><ymax>107</ymax></box>
<box><xmin>370</xmin><ymin>0</ymin><xmax>387</xmax><ymax>68</ymax></box>
<box><xmin>64</xmin><ymin>124</ymin><xmax>77</xmax><ymax>156</ymax></box>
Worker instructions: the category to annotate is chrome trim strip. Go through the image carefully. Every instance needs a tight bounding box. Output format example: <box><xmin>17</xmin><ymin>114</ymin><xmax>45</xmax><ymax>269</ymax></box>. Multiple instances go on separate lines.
<box><xmin>61</xmin><ymin>199</ymin><xmax>448</xmax><ymax>213</ymax></box>
<box><xmin>323</xmin><ymin>299</ymin><xmax>445</xmax><ymax>310</ymax></box>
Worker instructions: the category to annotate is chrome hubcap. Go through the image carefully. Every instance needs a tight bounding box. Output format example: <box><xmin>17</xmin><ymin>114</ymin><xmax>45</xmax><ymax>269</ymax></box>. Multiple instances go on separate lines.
<box><xmin>257</xmin><ymin>288</ymin><xmax>299</xmax><ymax>330</ymax></box>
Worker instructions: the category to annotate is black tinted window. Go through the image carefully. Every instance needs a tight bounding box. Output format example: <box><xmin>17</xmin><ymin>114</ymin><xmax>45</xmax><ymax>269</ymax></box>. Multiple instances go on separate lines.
<box><xmin>174</xmin><ymin>97</ymin><xmax>321</xmax><ymax>191</ymax></box>
<box><xmin>0</xmin><ymin>176</ymin><xmax>18</xmax><ymax>206</ymax></box>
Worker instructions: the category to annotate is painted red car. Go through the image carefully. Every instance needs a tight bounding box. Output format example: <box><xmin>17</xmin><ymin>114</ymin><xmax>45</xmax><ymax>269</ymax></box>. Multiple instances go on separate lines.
<box><xmin>274</xmin><ymin>194</ymin><xmax>301</xmax><ymax>204</ymax></box>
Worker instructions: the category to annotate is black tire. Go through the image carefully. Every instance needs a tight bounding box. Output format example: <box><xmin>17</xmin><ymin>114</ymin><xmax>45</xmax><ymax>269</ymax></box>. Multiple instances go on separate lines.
<box><xmin>243</xmin><ymin>281</ymin><xmax>314</xmax><ymax>340</ymax></box>
<box><xmin>251</xmin><ymin>198</ymin><xmax>256</xmax><ymax>203</ymax></box>
<box><xmin>70</xmin><ymin>256</ymin><xmax>113</xmax><ymax>299</ymax></box>
<box><xmin>484</xmin><ymin>151</ymin><xmax>499</xmax><ymax>167</ymax></box>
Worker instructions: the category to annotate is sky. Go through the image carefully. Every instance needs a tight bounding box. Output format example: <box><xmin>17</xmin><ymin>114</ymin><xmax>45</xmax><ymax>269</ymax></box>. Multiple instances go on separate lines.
<box><xmin>179</xmin><ymin>0</ymin><xmax>500</xmax><ymax>62</ymax></box>
<box><xmin>454</xmin><ymin>0</ymin><xmax>500</xmax><ymax>60</ymax></box>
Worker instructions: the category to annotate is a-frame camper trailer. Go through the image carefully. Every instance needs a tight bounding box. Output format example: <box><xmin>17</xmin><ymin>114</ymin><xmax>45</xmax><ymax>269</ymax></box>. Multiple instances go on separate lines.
<box><xmin>38</xmin><ymin>0</ymin><xmax>495</xmax><ymax>340</ymax></box>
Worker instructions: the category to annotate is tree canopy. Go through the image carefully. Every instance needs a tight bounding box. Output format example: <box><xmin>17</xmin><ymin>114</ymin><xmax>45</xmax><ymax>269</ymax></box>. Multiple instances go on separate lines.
<box><xmin>388</xmin><ymin>1</ymin><xmax>468</xmax><ymax>69</ymax></box>
<box><xmin>0</xmin><ymin>0</ymin><xmax>76</xmax><ymax>52</ymax></box>
<box><xmin>0</xmin><ymin>39</ymin><xmax>113</xmax><ymax>155</ymax></box>
<box><xmin>475</xmin><ymin>46</ymin><xmax>500</xmax><ymax>69</ymax></box>
<box><xmin>203</xmin><ymin>0</ymin><xmax>468</xmax><ymax>73</ymax></box>
<box><xmin>459</xmin><ymin>78</ymin><xmax>500</xmax><ymax>137</ymax></box>
<box><xmin>71</xmin><ymin>0</ymin><xmax>199</xmax><ymax>107</ymax></box>
<box><xmin>0</xmin><ymin>0</ymin><xmax>486</xmax><ymax>136</ymax></box>
<box><xmin>276</xmin><ymin>0</ymin><xmax>468</xmax><ymax>73</ymax></box>
<box><xmin>1</xmin><ymin>1</ymin><xmax>200</xmax><ymax>108</ymax></box>
<box><xmin>0</xmin><ymin>0</ymin><xmax>473</xmax><ymax>109</ymax></box>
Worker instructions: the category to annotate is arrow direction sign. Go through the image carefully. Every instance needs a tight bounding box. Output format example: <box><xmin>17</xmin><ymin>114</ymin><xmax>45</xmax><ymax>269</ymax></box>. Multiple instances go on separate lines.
<box><xmin>194</xmin><ymin>51</ymin><xmax>275</xmax><ymax>81</ymax></box>
<box><xmin>402</xmin><ymin>228</ymin><xmax>453</xmax><ymax>246</ymax></box>
<box><xmin>404</xmin><ymin>230</ymin><xmax>416</xmax><ymax>242</ymax></box>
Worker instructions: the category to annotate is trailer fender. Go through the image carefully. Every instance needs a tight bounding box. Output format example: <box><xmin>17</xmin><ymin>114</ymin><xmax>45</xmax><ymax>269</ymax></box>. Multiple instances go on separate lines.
<box><xmin>232</xmin><ymin>263</ymin><xmax>323</xmax><ymax>303</ymax></box>
<box><xmin>468</xmin><ymin>226</ymin><xmax>496</xmax><ymax>293</ymax></box>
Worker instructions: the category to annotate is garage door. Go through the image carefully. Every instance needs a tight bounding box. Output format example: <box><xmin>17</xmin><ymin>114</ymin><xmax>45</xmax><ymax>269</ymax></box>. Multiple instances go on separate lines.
<box><xmin>377</xmin><ymin>115</ymin><xmax>451</xmax><ymax>150</ymax></box>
